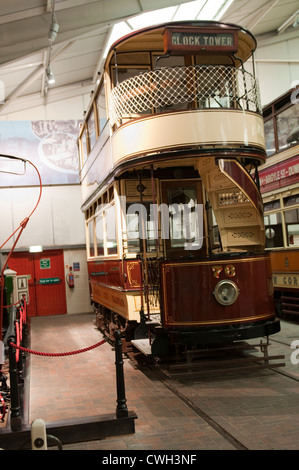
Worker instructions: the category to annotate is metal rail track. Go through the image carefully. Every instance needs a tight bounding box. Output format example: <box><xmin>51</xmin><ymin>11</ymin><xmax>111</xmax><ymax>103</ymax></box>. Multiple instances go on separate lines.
<box><xmin>126</xmin><ymin>338</ymin><xmax>289</xmax><ymax>451</ymax></box>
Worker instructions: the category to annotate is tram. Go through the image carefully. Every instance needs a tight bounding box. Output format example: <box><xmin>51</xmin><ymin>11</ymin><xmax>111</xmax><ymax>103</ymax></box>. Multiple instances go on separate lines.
<box><xmin>78</xmin><ymin>20</ymin><xmax>280</xmax><ymax>356</ymax></box>
<box><xmin>261</xmin><ymin>87</ymin><xmax>299</xmax><ymax>317</ymax></box>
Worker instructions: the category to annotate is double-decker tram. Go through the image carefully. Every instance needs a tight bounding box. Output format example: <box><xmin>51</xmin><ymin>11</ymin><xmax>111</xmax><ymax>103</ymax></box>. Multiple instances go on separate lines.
<box><xmin>261</xmin><ymin>87</ymin><xmax>299</xmax><ymax>317</ymax></box>
<box><xmin>78</xmin><ymin>20</ymin><xmax>280</xmax><ymax>357</ymax></box>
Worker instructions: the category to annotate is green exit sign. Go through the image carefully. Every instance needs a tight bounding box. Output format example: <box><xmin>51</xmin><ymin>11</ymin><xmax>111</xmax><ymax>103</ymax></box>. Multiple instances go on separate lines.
<box><xmin>40</xmin><ymin>258</ymin><xmax>51</xmax><ymax>269</ymax></box>
<box><xmin>39</xmin><ymin>278</ymin><xmax>60</xmax><ymax>285</ymax></box>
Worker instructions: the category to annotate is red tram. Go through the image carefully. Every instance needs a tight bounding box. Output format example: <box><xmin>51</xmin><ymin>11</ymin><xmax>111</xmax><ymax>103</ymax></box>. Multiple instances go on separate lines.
<box><xmin>78</xmin><ymin>20</ymin><xmax>280</xmax><ymax>356</ymax></box>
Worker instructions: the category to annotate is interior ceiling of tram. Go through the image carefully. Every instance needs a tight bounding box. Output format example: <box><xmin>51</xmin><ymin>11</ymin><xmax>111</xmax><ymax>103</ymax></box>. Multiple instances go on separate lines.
<box><xmin>0</xmin><ymin>0</ymin><xmax>298</xmax><ymax>115</ymax></box>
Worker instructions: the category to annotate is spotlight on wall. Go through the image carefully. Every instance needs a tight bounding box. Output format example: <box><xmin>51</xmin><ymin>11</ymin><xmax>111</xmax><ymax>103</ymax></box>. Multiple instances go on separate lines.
<box><xmin>46</xmin><ymin>65</ymin><xmax>55</xmax><ymax>85</ymax></box>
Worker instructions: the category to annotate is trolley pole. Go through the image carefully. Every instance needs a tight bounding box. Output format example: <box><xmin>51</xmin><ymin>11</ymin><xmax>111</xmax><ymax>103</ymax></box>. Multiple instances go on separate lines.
<box><xmin>114</xmin><ymin>330</ymin><xmax>129</xmax><ymax>418</ymax></box>
<box><xmin>8</xmin><ymin>340</ymin><xmax>22</xmax><ymax>431</ymax></box>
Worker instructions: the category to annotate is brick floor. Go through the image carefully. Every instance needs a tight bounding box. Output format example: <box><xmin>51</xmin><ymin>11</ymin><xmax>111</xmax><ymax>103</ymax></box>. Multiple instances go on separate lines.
<box><xmin>15</xmin><ymin>313</ymin><xmax>299</xmax><ymax>450</ymax></box>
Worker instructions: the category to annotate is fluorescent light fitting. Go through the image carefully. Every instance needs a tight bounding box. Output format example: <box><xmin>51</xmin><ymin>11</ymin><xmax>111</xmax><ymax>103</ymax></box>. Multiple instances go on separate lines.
<box><xmin>197</xmin><ymin>0</ymin><xmax>226</xmax><ymax>20</ymax></box>
<box><xmin>214</xmin><ymin>0</ymin><xmax>234</xmax><ymax>20</ymax></box>
<box><xmin>173</xmin><ymin>0</ymin><xmax>206</xmax><ymax>21</ymax></box>
<box><xmin>29</xmin><ymin>245</ymin><xmax>43</xmax><ymax>253</ymax></box>
<box><xmin>46</xmin><ymin>65</ymin><xmax>55</xmax><ymax>84</ymax></box>
<box><xmin>127</xmin><ymin>6</ymin><xmax>177</xmax><ymax>30</ymax></box>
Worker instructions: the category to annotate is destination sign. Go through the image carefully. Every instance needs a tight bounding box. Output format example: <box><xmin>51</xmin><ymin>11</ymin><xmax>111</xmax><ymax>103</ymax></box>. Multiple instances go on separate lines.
<box><xmin>163</xmin><ymin>27</ymin><xmax>238</xmax><ymax>55</ymax></box>
<box><xmin>273</xmin><ymin>273</ymin><xmax>299</xmax><ymax>288</ymax></box>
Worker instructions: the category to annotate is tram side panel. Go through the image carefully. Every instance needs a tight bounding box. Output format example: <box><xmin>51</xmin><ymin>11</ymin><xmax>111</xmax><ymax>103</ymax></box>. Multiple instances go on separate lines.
<box><xmin>270</xmin><ymin>250</ymin><xmax>299</xmax><ymax>317</ymax></box>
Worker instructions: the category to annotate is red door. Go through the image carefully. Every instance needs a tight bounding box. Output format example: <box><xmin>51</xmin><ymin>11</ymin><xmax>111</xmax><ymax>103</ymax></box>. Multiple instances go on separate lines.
<box><xmin>8</xmin><ymin>249</ymin><xmax>67</xmax><ymax>317</ymax></box>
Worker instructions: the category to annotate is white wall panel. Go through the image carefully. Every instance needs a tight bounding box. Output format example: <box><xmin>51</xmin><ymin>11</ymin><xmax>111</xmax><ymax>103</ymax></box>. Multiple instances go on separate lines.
<box><xmin>63</xmin><ymin>249</ymin><xmax>92</xmax><ymax>314</ymax></box>
<box><xmin>0</xmin><ymin>185</ymin><xmax>85</xmax><ymax>250</ymax></box>
<box><xmin>257</xmin><ymin>62</ymin><xmax>291</xmax><ymax>106</ymax></box>
<box><xmin>256</xmin><ymin>35</ymin><xmax>299</xmax><ymax>106</ymax></box>
<box><xmin>0</xmin><ymin>189</ymin><xmax>15</xmax><ymax>249</ymax></box>
<box><xmin>51</xmin><ymin>186</ymin><xmax>85</xmax><ymax>245</ymax></box>
<box><xmin>11</xmin><ymin>186</ymin><xmax>54</xmax><ymax>249</ymax></box>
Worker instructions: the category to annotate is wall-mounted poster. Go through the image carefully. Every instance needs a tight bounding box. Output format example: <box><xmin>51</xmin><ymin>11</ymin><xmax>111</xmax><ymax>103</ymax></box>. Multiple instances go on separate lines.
<box><xmin>0</xmin><ymin>120</ymin><xmax>82</xmax><ymax>186</ymax></box>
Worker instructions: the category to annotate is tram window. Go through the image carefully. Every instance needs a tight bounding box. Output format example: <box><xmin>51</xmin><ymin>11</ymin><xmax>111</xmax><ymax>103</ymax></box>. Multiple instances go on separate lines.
<box><xmin>153</xmin><ymin>54</ymin><xmax>184</xmax><ymax>68</ymax></box>
<box><xmin>207</xmin><ymin>203</ymin><xmax>221</xmax><ymax>249</ymax></box>
<box><xmin>283</xmin><ymin>195</ymin><xmax>299</xmax><ymax>207</ymax></box>
<box><xmin>264</xmin><ymin>118</ymin><xmax>276</xmax><ymax>157</ymax></box>
<box><xmin>264</xmin><ymin>212</ymin><xmax>283</xmax><ymax>248</ymax></box>
<box><xmin>276</xmin><ymin>103</ymin><xmax>299</xmax><ymax>151</ymax></box>
<box><xmin>87</xmin><ymin>108</ymin><xmax>96</xmax><ymax>151</ymax></box>
<box><xmin>285</xmin><ymin>209</ymin><xmax>299</xmax><ymax>246</ymax></box>
<box><xmin>79</xmin><ymin>125</ymin><xmax>89</xmax><ymax>166</ymax></box>
<box><xmin>105</xmin><ymin>205</ymin><xmax>118</xmax><ymax>255</ymax></box>
<box><xmin>167</xmin><ymin>187</ymin><xmax>202</xmax><ymax>250</ymax></box>
<box><xmin>88</xmin><ymin>220</ymin><xmax>95</xmax><ymax>257</ymax></box>
<box><xmin>112</xmin><ymin>67</ymin><xmax>149</xmax><ymax>86</ymax></box>
<box><xmin>95</xmin><ymin>214</ymin><xmax>104</xmax><ymax>256</ymax></box>
<box><xmin>153</xmin><ymin>55</ymin><xmax>191</xmax><ymax>112</ymax></box>
<box><xmin>96</xmin><ymin>83</ymin><xmax>107</xmax><ymax>133</ymax></box>
<box><xmin>264</xmin><ymin>200</ymin><xmax>280</xmax><ymax>212</ymax></box>
<box><xmin>126</xmin><ymin>202</ymin><xmax>156</xmax><ymax>253</ymax></box>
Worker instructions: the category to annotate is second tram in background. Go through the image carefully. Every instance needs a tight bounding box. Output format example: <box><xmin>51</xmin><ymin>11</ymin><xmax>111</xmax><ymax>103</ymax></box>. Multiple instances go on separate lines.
<box><xmin>78</xmin><ymin>20</ymin><xmax>280</xmax><ymax>357</ymax></box>
<box><xmin>261</xmin><ymin>88</ymin><xmax>299</xmax><ymax>318</ymax></box>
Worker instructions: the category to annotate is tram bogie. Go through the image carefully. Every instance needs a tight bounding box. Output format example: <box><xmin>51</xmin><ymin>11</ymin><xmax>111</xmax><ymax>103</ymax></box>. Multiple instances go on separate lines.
<box><xmin>78</xmin><ymin>20</ymin><xmax>280</xmax><ymax>357</ymax></box>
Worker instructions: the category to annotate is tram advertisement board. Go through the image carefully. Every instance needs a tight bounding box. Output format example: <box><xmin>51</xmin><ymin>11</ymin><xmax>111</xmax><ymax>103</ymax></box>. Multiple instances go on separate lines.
<box><xmin>259</xmin><ymin>154</ymin><xmax>299</xmax><ymax>193</ymax></box>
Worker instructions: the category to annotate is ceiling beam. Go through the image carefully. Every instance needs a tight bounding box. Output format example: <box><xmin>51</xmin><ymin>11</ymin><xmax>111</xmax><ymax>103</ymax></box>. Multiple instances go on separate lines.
<box><xmin>0</xmin><ymin>79</ymin><xmax>93</xmax><ymax>117</ymax></box>
<box><xmin>277</xmin><ymin>9</ymin><xmax>299</xmax><ymax>34</ymax></box>
<box><xmin>0</xmin><ymin>41</ymin><xmax>75</xmax><ymax>114</ymax></box>
<box><xmin>0</xmin><ymin>0</ymin><xmax>102</xmax><ymax>24</ymax></box>
<box><xmin>92</xmin><ymin>26</ymin><xmax>114</xmax><ymax>83</ymax></box>
<box><xmin>245</xmin><ymin>0</ymin><xmax>280</xmax><ymax>31</ymax></box>
<box><xmin>0</xmin><ymin>7</ymin><xmax>46</xmax><ymax>25</ymax></box>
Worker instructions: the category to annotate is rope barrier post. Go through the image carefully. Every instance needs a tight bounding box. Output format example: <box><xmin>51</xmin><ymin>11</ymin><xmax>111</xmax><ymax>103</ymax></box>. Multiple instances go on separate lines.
<box><xmin>8</xmin><ymin>338</ymin><xmax>22</xmax><ymax>431</ymax></box>
<box><xmin>114</xmin><ymin>330</ymin><xmax>129</xmax><ymax>419</ymax></box>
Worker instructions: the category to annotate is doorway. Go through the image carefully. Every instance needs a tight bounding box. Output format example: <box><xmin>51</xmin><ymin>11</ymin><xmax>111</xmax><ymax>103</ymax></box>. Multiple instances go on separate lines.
<box><xmin>160</xmin><ymin>179</ymin><xmax>205</xmax><ymax>258</ymax></box>
<box><xmin>8</xmin><ymin>249</ymin><xmax>67</xmax><ymax>317</ymax></box>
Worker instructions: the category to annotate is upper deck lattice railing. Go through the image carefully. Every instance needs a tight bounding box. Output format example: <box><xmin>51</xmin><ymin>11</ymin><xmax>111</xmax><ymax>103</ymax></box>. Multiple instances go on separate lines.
<box><xmin>109</xmin><ymin>65</ymin><xmax>262</xmax><ymax>126</ymax></box>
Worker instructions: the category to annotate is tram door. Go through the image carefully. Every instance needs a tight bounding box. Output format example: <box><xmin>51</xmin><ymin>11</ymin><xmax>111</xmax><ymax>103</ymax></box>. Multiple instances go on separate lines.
<box><xmin>160</xmin><ymin>180</ymin><xmax>205</xmax><ymax>258</ymax></box>
<box><xmin>8</xmin><ymin>249</ymin><xmax>67</xmax><ymax>317</ymax></box>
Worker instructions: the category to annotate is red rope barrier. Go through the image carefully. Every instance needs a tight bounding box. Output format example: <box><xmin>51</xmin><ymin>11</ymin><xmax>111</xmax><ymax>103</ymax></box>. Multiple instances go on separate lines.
<box><xmin>9</xmin><ymin>339</ymin><xmax>106</xmax><ymax>357</ymax></box>
<box><xmin>0</xmin><ymin>393</ymin><xmax>6</xmax><ymax>422</ymax></box>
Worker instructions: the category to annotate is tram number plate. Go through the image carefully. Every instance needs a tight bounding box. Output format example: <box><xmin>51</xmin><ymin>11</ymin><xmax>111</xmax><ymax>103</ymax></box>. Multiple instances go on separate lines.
<box><xmin>212</xmin><ymin>264</ymin><xmax>236</xmax><ymax>278</ymax></box>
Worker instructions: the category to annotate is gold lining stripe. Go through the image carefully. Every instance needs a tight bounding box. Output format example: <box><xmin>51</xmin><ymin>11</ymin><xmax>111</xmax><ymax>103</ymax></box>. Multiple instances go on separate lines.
<box><xmin>164</xmin><ymin>312</ymin><xmax>274</xmax><ymax>326</ymax></box>
<box><xmin>161</xmin><ymin>255</ymin><xmax>269</xmax><ymax>270</ymax></box>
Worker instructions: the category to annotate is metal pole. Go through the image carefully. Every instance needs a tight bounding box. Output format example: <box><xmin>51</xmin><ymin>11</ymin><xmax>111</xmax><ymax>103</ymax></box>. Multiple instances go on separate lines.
<box><xmin>8</xmin><ymin>339</ymin><xmax>22</xmax><ymax>431</ymax></box>
<box><xmin>114</xmin><ymin>330</ymin><xmax>128</xmax><ymax>418</ymax></box>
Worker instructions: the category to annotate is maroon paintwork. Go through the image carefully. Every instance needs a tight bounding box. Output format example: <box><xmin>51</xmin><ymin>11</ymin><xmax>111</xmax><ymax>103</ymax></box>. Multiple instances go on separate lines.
<box><xmin>88</xmin><ymin>254</ymin><xmax>275</xmax><ymax>330</ymax></box>
<box><xmin>88</xmin><ymin>258</ymin><xmax>142</xmax><ymax>291</ymax></box>
<box><xmin>160</xmin><ymin>254</ymin><xmax>275</xmax><ymax>328</ymax></box>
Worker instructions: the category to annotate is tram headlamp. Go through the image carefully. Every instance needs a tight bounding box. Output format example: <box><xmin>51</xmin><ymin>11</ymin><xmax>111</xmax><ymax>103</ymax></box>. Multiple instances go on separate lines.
<box><xmin>213</xmin><ymin>280</ymin><xmax>239</xmax><ymax>306</ymax></box>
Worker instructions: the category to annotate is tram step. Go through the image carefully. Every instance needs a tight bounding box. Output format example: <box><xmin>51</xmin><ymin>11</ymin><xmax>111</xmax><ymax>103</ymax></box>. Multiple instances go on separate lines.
<box><xmin>131</xmin><ymin>338</ymin><xmax>152</xmax><ymax>356</ymax></box>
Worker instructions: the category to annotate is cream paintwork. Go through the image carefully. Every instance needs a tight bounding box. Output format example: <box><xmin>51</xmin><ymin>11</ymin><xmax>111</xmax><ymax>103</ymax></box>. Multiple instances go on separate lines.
<box><xmin>80</xmin><ymin>108</ymin><xmax>266</xmax><ymax>208</ymax></box>
<box><xmin>111</xmin><ymin>109</ymin><xmax>266</xmax><ymax>166</ymax></box>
